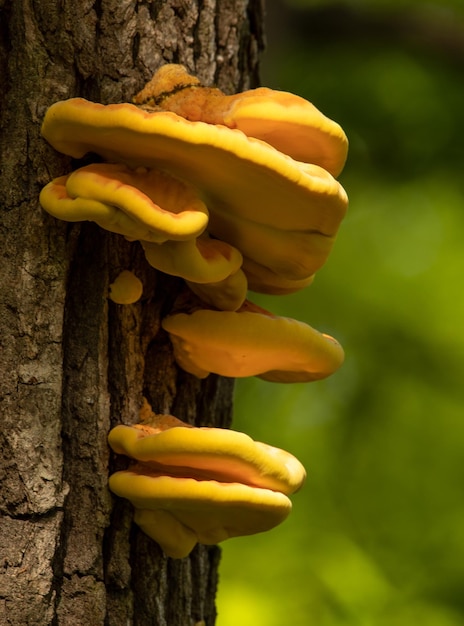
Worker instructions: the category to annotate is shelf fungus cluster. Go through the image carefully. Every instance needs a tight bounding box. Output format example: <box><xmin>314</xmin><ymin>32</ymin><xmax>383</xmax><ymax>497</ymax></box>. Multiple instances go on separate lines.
<box><xmin>108</xmin><ymin>404</ymin><xmax>306</xmax><ymax>559</ymax></box>
<box><xmin>40</xmin><ymin>63</ymin><xmax>348</xmax><ymax>307</ymax></box>
<box><xmin>39</xmin><ymin>64</ymin><xmax>349</xmax><ymax>557</ymax></box>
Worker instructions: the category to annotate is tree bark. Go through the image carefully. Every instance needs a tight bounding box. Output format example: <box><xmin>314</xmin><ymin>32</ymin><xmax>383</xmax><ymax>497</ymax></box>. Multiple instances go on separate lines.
<box><xmin>0</xmin><ymin>1</ymin><xmax>264</xmax><ymax>624</ymax></box>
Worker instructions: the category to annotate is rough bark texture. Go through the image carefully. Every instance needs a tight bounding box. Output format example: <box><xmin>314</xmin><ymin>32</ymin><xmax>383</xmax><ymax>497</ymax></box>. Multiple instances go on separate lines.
<box><xmin>0</xmin><ymin>1</ymin><xmax>265</xmax><ymax>624</ymax></box>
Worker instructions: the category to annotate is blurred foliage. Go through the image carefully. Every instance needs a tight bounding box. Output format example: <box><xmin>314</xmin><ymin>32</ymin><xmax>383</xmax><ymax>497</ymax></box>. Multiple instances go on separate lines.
<box><xmin>217</xmin><ymin>1</ymin><xmax>464</xmax><ymax>625</ymax></box>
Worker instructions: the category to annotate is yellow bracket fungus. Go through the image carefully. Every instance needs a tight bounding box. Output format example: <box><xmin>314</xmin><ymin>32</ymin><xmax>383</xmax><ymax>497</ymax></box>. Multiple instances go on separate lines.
<box><xmin>109</xmin><ymin>270</ymin><xmax>143</xmax><ymax>305</ymax></box>
<box><xmin>40</xmin><ymin>91</ymin><xmax>347</xmax><ymax>299</ymax></box>
<box><xmin>134</xmin><ymin>64</ymin><xmax>349</xmax><ymax>177</ymax></box>
<box><xmin>108</xmin><ymin>404</ymin><xmax>306</xmax><ymax>558</ymax></box>
<box><xmin>186</xmin><ymin>268</ymin><xmax>248</xmax><ymax>312</ymax></box>
<box><xmin>140</xmin><ymin>235</ymin><xmax>242</xmax><ymax>285</ymax></box>
<box><xmin>162</xmin><ymin>300</ymin><xmax>344</xmax><ymax>382</ymax></box>
<box><xmin>40</xmin><ymin>163</ymin><xmax>208</xmax><ymax>243</ymax></box>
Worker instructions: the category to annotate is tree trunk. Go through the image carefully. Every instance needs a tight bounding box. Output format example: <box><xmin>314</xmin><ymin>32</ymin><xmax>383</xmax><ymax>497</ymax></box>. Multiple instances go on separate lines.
<box><xmin>0</xmin><ymin>1</ymin><xmax>264</xmax><ymax>624</ymax></box>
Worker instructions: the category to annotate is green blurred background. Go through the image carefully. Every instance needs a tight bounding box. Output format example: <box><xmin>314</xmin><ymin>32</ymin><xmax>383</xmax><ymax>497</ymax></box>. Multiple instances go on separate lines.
<box><xmin>216</xmin><ymin>1</ymin><xmax>464</xmax><ymax>624</ymax></box>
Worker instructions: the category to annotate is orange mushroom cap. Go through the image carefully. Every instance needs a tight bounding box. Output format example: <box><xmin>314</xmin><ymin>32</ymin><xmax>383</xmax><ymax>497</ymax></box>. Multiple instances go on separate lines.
<box><xmin>140</xmin><ymin>235</ymin><xmax>242</xmax><ymax>285</ymax></box>
<box><xmin>162</xmin><ymin>301</ymin><xmax>344</xmax><ymax>382</ymax></box>
<box><xmin>39</xmin><ymin>163</ymin><xmax>208</xmax><ymax>243</ymax></box>
<box><xmin>134</xmin><ymin>64</ymin><xmax>349</xmax><ymax>177</ymax></box>
<box><xmin>108</xmin><ymin>421</ymin><xmax>306</xmax><ymax>495</ymax></box>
